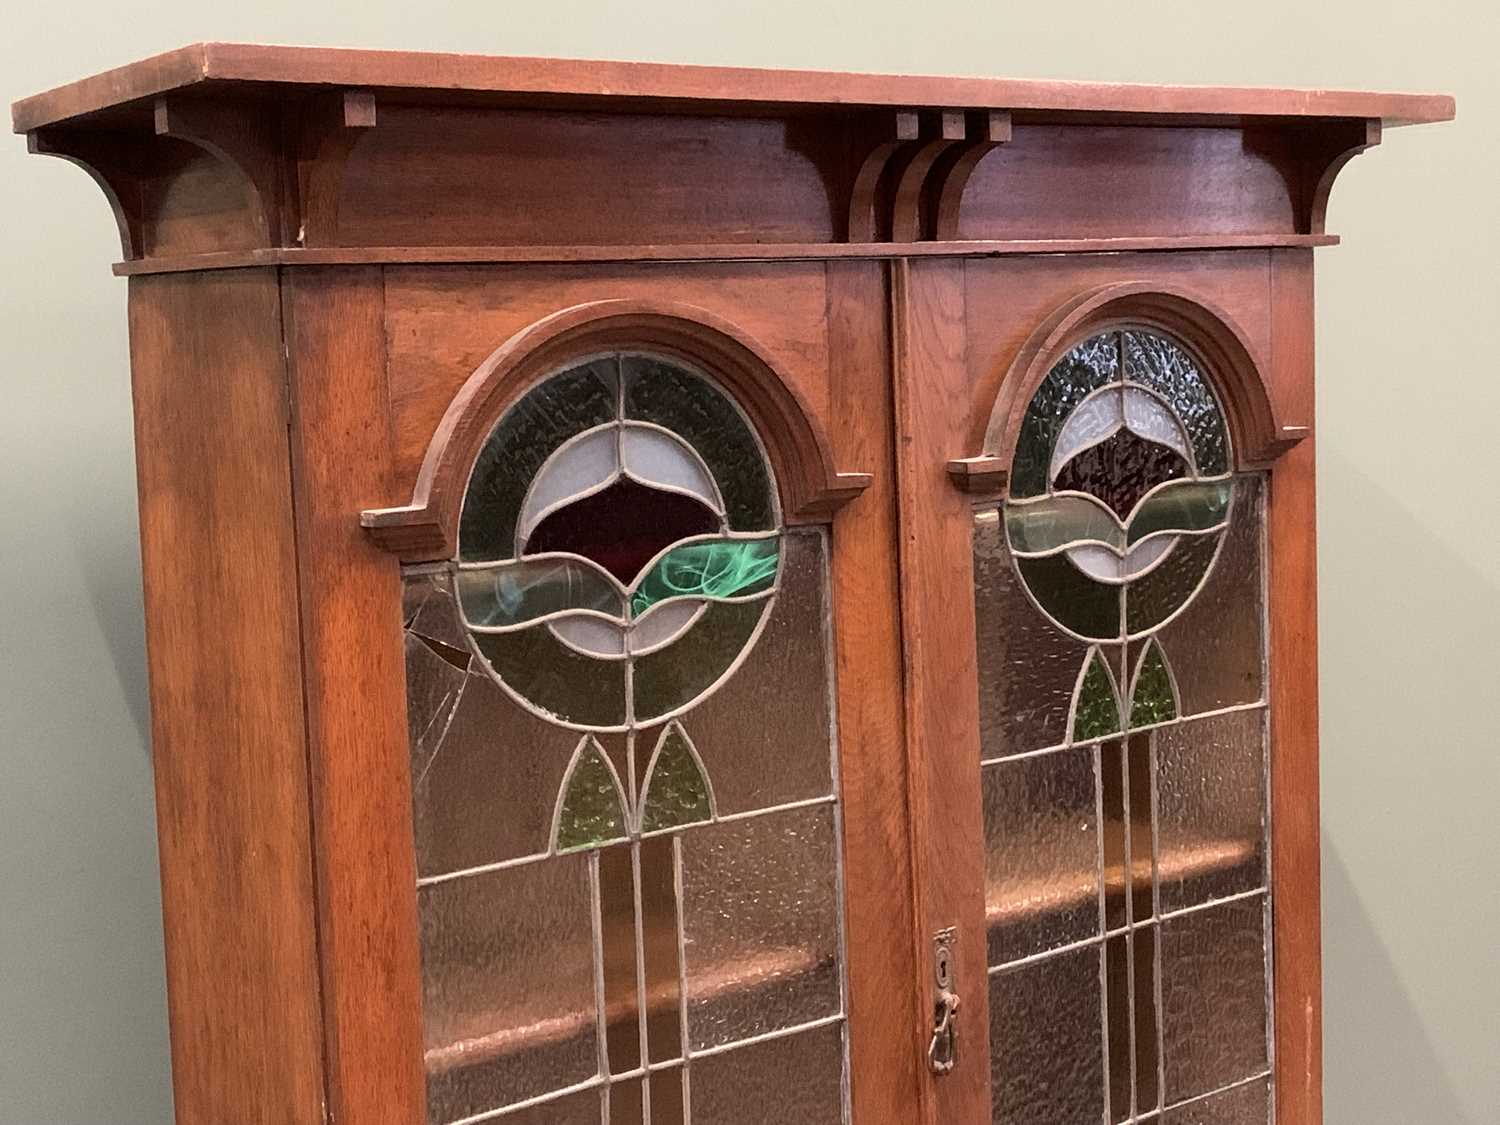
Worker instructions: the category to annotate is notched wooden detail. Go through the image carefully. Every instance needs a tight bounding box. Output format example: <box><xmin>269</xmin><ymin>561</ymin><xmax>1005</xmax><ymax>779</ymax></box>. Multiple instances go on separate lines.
<box><xmin>846</xmin><ymin>110</ymin><xmax>920</xmax><ymax>242</ymax></box>
<box><xmin>154</xmin><ymin>95</ymin><xmax>287</xmax><ymax>245</ymax></box>
<box><xmin>964</xmin><ymin>280</ymin><xmax>1303</xmax><ymax>491</ymax></box>
<box><xmin>27</xmin><ymin>128</ymin><xmax>146</xmax><ymax>258</ymax></box>
<box><xmin>363</xmin><ymin>299</ymin><xmax>871</xmax><ymax>561</ymax></box>
<box><xmin>933</xmin><ymin>111</ymin><xmax>1012</xmax><ymax>240</ymax></box>
<box><xmin>848</xmin><ymin>109</ymin><xmax>1013</xmax><ymax>243</ymax></box>
<box><xmin>288</xmin><ymin>90</ymin><xmax>378</xmax><ymax>247</ymax></box>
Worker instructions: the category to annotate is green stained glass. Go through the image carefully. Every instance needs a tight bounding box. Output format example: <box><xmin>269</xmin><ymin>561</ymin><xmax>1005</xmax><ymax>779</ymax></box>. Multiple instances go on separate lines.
<box><xmin>556</xmin><ymin>740</ymin><xmax>628</xmax><ymax>852</ymax></box>
<box><xmin>1011</xmin><ymin>334</ymin><xmax>1120</xmax><ymax>499</ymax></box>
<box><xmin>640</xmin><ymin>725</ymin><xmax>713</xmax><ymax>833</ymax></box>
<box><xmin>631</xmin><ymin>537</ymin><xmax>778</xmax><ymax>616</ymax></box>
<box><xmin>1073</xmin><ymin>651</ymin><xmax>1123</xmax><ymax>741</ymax></box>
<box><xmin>1130</xmin><ymin>642</ymin><xmax>1178</xmax><ymax>728</ymax></box>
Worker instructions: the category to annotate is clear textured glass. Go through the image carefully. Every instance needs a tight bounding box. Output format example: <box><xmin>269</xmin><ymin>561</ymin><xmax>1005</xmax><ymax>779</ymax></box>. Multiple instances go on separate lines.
<box><xmin>1006</xmin><ymin>493</ymin><xmax>1125</xmax><ymax>554</ymax></box>
<box><xmin>639</xmin><ymin>836</ymin><xmax>683</xmax><ymax>1065</ymax></box>
<box><xmin>648</xmin><ymin>1067</ymin><xmax>688</xmax><ymax>1124</ymax></box>
<box><xmin>688</xmin><ymin>1022</ymin><xmax>845</xmax><ymax>1123</ymax></box>
<box><xmin>598</xmin><ymin>845</ymin><xmax>642</xmax><ymax>1077</ymax></box>
<box><xmin>1074</xmin><ymin>650</ymin><xmax>1123</xmax><ymax>741</ymax></box>
<box><xmin>1155</xmin><ymin>711</ymin><xmax>1267</xmax><ymax>912</ymax></box>
<box><xmin>623</xmin><ymin>354</ymin><xmax>776</xmax><ymax>531</ymax></box>
<box><xmin>490</xmin><ymin>1087</ymin><xmax>603</xmax><ymax>1125</ymax></box>
<box><xmin>658</xmin><ymin>529</ymin><xmax>834</xmax><ymax>815</ymax></box>
<box><xmin>679</xmin><ymin>804</ymin><xmax>842</xmax><ymax>1051</ymax></box>
<box><xmin>1163</xmin><ymin>1077</ymin><xmax>1270</xmax><ymax>1124</ymax></box>
<box><xmin>973</xmin><ymin>510</ymin><xmax>1090</xmax><ymax>756</ymax></box>
<box><xmin>556</xmin><ymin>740</ymin><xmax>629</xmax><ymax>852</ymax></box>
<box><xmin>420</xmin><ymin>855</ymin><xmax>599</xmax><ymax>1122</ymax></box>
<box><xmin>460</xmin><ymin>357</ymin><xmax>618</xmax><ymax>562</ymax></box>
<box><xmin>983</xmin><ymin>748</ymin><xmax>1100</xmax><ymax>965</ymax></box>
<box><xmin>990</xmin><ymin>944</ymin><xmax>1106</xmax><ymax>1125</ymax></box>
<box><xmin>1011</xmin><ymin>332</ymin><xmax>1120</xmax><ymax>498</ymax></box>
<box><xmin>410</xmin><ymin>659</ymin><xmax>579</xmax><ymax>877</ymax></box>
<box><xmin>1161</xmin><ymin>896</ymin><xmax>1269</xmax><ymax>1103</ymax></box>
<box><xmin>1160</xmin><ymin>476</ymin><xmax>1265</xmax><ymax>715</ymax></box>
<box><xmin>1123</xmin><ymin>331</ymin><xmax>1230</xmax><ymax>475</ymax></box>
<box><xmin>640</xmin><ymin>726</ymin><xmax>713</xmax><ymax>833</ymax></box>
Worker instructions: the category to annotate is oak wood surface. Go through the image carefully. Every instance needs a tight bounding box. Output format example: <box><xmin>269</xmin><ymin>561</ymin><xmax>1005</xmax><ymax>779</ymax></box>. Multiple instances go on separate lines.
<box><xmin>825</xmin><ymin>259</ymin><xmax>925</xmax><ymax>1121</ymax></box>
<box><xmin>12</xmin><ymin>42</ymin><xmax>1454</xmax><ymax>133</ymax></box>
<box><xmin>890</xmin><ymin>258</ymin><xmax>993</xmax><ymax>1122</ymax></box>
<box><xmin>108</xmin><ymin>234</ymin><xmax>1341</xmax><ymax>276</ymax></box>
<box><xmin>126</xmin><ymin>269</ymin><xmax>327</xmax><ymax>1125</ymax></box>
<box><xmin>1267</xmin><ymin>248</ymin><xmax>1323</xmax><ymax>1125</ymax></box>
<box><xmin>282</xmin><ymin>267</ymin><xmax>427</xmax><ymax>1125</ymax></box>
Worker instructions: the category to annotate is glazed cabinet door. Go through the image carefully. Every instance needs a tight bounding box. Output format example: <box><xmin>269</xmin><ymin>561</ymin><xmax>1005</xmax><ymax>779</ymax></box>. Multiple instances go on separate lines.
<box><xmin>345</xmin><ymin>262</ymin><xmax>922</xmax><ymax>1125</ymax></box>
<box><xmin>895</xmin><ymin>254</ymin><xmax>1312</xmax><ymax>1125</ymax></box>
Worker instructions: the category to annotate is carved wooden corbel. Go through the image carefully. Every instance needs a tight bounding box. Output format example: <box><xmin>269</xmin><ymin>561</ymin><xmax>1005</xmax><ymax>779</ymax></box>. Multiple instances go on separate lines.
<box><xmin>154</xmin><ymin>95</ymin><xmax>287</xmax><ymax>245</ymax></box>
<box><xmin>932</xmin><ymin>110</ymin><xmax>1012</xmax><ymax>240</ymax></box>
<box><xmin>846</xmin><ymin>111</ymin><xmax>920</xmax><ymax>242</ymax></box>
<box><xmin>890</xmin><ymin>111</ymin><xmax>966</xmax><ymax>242</ymax></box>
<box><xmin>290</xmin><ymin>90</ymin><xmax>378</xmax><ymax>246</ymax></box>
<box><xmin>27</xmin><ymin>130</ymin><xmax>146</xmax><ymax>259</ymax></box>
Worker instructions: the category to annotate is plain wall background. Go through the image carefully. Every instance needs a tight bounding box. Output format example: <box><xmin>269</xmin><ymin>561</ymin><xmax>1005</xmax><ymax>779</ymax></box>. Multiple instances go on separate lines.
<box><xmin>2</xmin><ymin>3</ymin><xmax>1493</xmax><ymax>1123</ymax></box>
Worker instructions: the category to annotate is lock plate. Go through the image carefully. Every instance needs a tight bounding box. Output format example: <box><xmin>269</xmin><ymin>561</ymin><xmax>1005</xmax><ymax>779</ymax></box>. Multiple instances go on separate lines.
<box><xmin>928</xmin><ymin>927</ymin><xmax>960</xmax><ymax>1075</ymax></box>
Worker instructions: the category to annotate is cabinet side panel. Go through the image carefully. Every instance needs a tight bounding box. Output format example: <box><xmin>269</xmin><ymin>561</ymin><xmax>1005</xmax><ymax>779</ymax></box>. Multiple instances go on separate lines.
<box><xmin>1268</xmin><ymin>248</ymin><xmax>1322</xmax><ymax>1125</ymax></box>
<box><xmin>126</xmin><ymin>269</ymin><xmax>327</xmax><ymax>1125</ymax></box>
<box><xmin>282</xmin><ymin>266</ymin><xmax>427</xmax><ymax>1125</ymax></box>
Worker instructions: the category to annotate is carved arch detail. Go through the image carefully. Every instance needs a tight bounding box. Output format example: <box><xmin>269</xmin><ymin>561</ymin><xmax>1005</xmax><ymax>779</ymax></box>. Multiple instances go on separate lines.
<box><xmin>363</xmin><ymin>298</ymin><xmax>872</xmax><ymax>561</ymax></box>
<box><xmin>952</xmin><ymin>281</ymin><xmax>1304</xmax><ymax>495</ymax></box>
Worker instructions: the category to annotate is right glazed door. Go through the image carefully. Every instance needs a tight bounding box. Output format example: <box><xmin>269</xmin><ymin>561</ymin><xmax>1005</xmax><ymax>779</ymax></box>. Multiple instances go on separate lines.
<box><xmin>896</xmin><ymin>251</ymin><xmax>1304</xmax><ymax>1125</ymax></box>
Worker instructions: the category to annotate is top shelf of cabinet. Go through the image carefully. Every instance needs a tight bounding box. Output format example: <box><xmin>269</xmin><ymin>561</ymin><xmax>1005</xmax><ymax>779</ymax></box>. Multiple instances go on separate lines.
<box><xmin>12</xmin><ymin>42</ymin><xmax>1454</xmax><ymax>133</ymax></box>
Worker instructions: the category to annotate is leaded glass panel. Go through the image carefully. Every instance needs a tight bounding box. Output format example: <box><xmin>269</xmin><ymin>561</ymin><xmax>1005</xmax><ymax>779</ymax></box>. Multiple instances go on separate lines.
<box><xmin>405</xmin><ymin>353</ymin><xmax>848</xmax><ymax>1124</ymax></box>
<box><xmin>976</xmin><ymin>326</ymin><xmax>1273</xmax><ymax>1123</ymax></box>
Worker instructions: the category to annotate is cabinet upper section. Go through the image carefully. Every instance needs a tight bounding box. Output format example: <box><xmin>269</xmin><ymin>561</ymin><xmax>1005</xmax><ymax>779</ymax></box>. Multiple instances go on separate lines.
<box><xmin>14</xmin><ymin>44</ymin><xmax>1454</xmax><ymax>272</ymax></box>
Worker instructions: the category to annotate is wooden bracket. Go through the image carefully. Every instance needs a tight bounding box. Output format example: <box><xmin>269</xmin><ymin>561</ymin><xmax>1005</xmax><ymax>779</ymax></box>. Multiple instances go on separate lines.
<box><xmin>847</xmin><ymin>111</ymin><xmax>921</xmax><ymax>242</ymax></box>
<box><xmin>27</xmin><ymin>129</ymin><xmax>146</xmax><ymax>259</ymax></box>
<box><xmin>946</xmin><ymin>455</ymin><xmax>1009</xmax><ymax>496</ymax></box>
<box><xmin>932</xmin><ymin>111</ymin><xmax>1012</xmax><ymax>240</ymax></box>
<box><xmin>890</xmin><ymin>111</ymin><xmax>967</xmax><ymax>242</ymax></box>
<box><xmin>1305</xmin><ymin>118</ymin><xmax>1382</xmax><ymax>234</ymax></box>
<box><xmin>155</xmin><ymin>95</ymin><xmax>287</xmax><ymax>245</ymax></box>
<box><xmin>290</xmin><ymin>90</ymin><xmax>378</xmax><ymax>247</ymax></box>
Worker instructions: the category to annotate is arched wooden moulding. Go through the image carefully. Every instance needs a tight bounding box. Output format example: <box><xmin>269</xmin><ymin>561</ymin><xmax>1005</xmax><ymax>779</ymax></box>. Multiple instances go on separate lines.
<box><xmin>949</xmin><ymin>281</ymin><xmax>1305</xmax><ymax>495</ymax></box>
<box><xmin>363</xmin><ymin>298</ymin><xmax>873</xmax><ymax>562</ymax></box>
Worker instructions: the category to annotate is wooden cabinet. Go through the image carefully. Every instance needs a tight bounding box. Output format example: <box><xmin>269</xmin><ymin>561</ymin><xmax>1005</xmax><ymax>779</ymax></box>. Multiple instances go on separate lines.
<box><xmin>14</xmin><ymin>44</ymin><xmax>1451</xmax><ymax>1125</ymax></box>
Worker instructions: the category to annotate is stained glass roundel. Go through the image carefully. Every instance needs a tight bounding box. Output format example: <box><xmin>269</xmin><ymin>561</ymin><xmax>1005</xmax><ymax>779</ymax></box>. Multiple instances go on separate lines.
<box><xmin>455</xmin><ymin>353</ymin><xmax>782</xmax><ymax>730</ymax></box>
<box><xmin>1006</xmin><ymin>328</ymin><xmax>1234</xmax><ymax>641</ymax></box>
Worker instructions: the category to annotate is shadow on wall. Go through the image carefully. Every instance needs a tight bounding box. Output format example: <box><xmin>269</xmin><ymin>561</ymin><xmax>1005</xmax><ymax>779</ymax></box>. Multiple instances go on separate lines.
<box><xmin>1320</xmin><ymin>847</ymin><xmax>1473</xmax><ymax>1125</ymax></box>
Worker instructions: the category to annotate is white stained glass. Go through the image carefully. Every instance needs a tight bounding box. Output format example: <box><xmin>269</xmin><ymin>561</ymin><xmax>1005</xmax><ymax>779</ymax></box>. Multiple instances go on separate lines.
<box><xmin>1065</xmin><ymin>534</ymin><xmax>1177</xmax><ymax>583</ymax></box>
<box><xmin>1049</xmin><ymin>385</ymin><xmax>1195</xmax><ymax>483</ymax></box>
<box><xmin>621</xmin><ymin>423</ymin><xmax>723</xmax><ymax>512</ymax></box>
<box><xmin>1122</xmin><ymin>386</ymin><xmax>1194</xmax><ymax>467</ymax></box>
<box><xmin>516</xmin><ymin>425</ymin><xmax>621</xmax><ymax>544</ymax></box>
<box><xmin>549</xmin><ymin>613</ymin><xmax>628</xmax><ymax>658</ymax></box>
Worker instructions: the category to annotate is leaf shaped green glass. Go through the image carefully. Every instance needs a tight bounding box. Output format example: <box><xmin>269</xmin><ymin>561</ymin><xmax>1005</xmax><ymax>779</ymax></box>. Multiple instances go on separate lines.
<box><xmin>631</xmin><ymin>537</ymin><xmax>778</xmax><ymax>616</ymax></box>
<box><xmin>555</xmin><ymin>741</ymin><xmax>628</xmax><ymax>852</ymax></box>
<box><xmin>640</xmin><ymin>726</ymin><xmax>713</xmax><ymax>833</ymax></box>
<box><xmin>1073</xmin><ymin>651</ymin><xmax>1123</xmax><ymax>741</ymax></box>
<box><xmin>1125</xmin><ymin>479</ymin><xmax>1232</xmax><ymax>545</ymax></box>
<box><xmin>1129</xmin><ymin>643</ymin><xmax>1178</xmax><ymax>728</ymax></box>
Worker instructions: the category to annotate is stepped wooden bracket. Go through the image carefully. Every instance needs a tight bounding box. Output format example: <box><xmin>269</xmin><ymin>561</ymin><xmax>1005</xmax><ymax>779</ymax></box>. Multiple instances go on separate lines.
<box><xmin>362</xmin><ymin>298</ymin><xmax>871</xmax><ymax>561</ymax></box>
<box><xmin>1304</xmin><ymin>118</ymin><xmax>1382</xmax><ymax>234</ymax></box>
<box><xmin>27</xmin><ymin>129</ymin><xmax>146</xmax><ymax>259</ymax></box>
<box><xmin>1246</xmin><ymin>116</ymin><xmax>1383</xmax><ymax>235</ymax></box>
<box><xmin>846</xmin><ymin>109</ymin><xmax>1012</xmax><ymax>243</ymax></box>
<box><xmin>290</xmin><ymin>90</ymin><xmax>378</xmax><ymax>246</ymax></box>
<box><xmin>154</xmin><ymin>95</ymin><xmax>287</xmax><ymax>245</ymax></box>
<box><xmin>846</xmin><ymin>110</ymin><xmax>921</xmax><ymax>242</ymax></box>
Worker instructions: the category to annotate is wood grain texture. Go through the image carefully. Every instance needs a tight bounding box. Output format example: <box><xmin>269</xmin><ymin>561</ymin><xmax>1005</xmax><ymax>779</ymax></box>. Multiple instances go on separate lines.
<box><xmin>825</xmin><ymin>260</ymin><xmax>924</xmax><ymax>1121</ymax></box>
<box><xmin>108</xmin><ymin>233</ymin><xmax>1340</xmax><ymax>276</ymax></box>
<box><xmin>126</xmin><ymin>269</ymin><xmax>326</xmax><ymax>1125</ymax></box>
<box><xmin>890</xmin><ymin>258</ymin><xmax>992</xmax><ymax>1122</ymax></box>
<box><xmin>282</xmin><ymin>267</ymin><xmax>426</xmax><ymax>1125</ymax></box>
<box><xmin>12</xmin><ymin>42</ymin><xmax>1455</xmax><ymax>133</ymax></box>
<box><xmin>1268</xmin><ymin>247</ymin><xmax>1322</xmax><ymax>1125</ymax></box>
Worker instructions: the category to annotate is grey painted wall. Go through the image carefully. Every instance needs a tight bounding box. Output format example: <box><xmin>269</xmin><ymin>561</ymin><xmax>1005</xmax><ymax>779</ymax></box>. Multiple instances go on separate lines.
<box><xmin>2</xmin><ymin>3</ymin><xmax>1493</xmax><ymax>1122</ymax></box>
